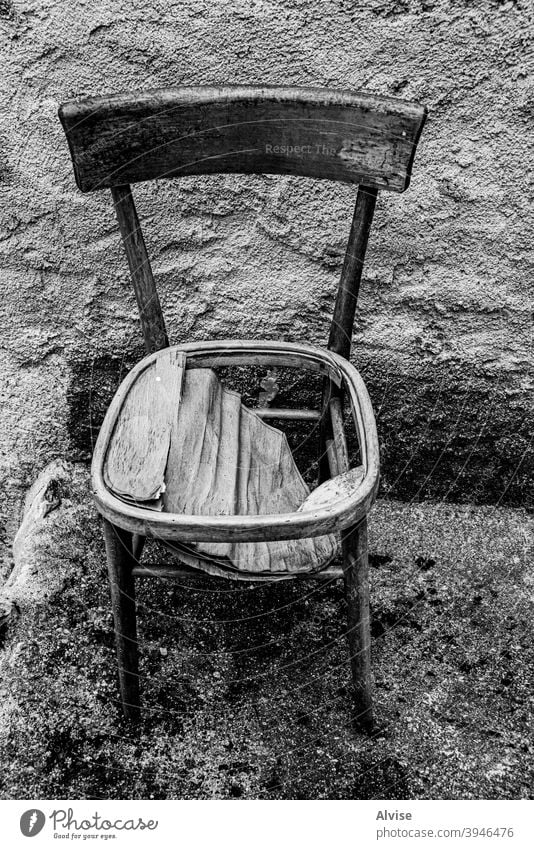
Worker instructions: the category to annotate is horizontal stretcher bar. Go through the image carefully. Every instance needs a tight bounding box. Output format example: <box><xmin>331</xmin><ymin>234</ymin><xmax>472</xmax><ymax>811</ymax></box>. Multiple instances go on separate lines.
<box><xmin>132</xmin><ymin>563</ymin><xmax>344</xmax><ymax>580</ymax></box>
<box><xmin>254</xmin><ymin>407</ymin><xmax>321</xmax><ymax>421</ymax></box>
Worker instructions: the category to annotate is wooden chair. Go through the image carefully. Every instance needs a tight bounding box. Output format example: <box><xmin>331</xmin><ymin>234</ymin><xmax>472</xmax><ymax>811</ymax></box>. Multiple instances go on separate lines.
<box><xmin>59</xmin><ymin>85</ymin><xmax>427</xmax><ymax>731</ymax></box>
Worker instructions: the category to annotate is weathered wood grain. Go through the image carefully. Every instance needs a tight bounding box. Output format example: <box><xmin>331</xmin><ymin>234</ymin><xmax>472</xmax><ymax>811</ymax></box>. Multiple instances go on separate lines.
<box><xmin>330</xmin><ymin>396</ymin><xmax>351</xmax><ymax>473</ymax></box>
<box><xmin>299</xmin><ymin>466</ymin><xmax>365</xmax><ymax>513</ymax></box>
<box><xmin>132</xmin><ymin>557</ymin><xmax>345</xmax><ymax>582</ymax></box>
<box><xmin>342</xmin><ymin>517</ymin><xmax>373</xmax><ymax>731</ymax></box>
<box><xmin>255</xmin><ymin>407</ymin><xmax>321</xmax><ymax>421</ymax></box>
<box><xmin>163</xmin><ymin>370</ymin><xmax>240</xmax><ymax>517</ymax></box>
<box><xmin>187</xmin><ymin>352</ymin><xmax>343</xmax><ymax>385</ymax></box>
<box><xmin>102</xmin><ymin>519</ymin><xmax>140</xmax><ymax>720</ymax></box>
<box><xmin>325</xmin><ymin>437</ymin><xmax>339</xmax><ymax>477</ymax></box>
<box><xmin>104</xmin><ymin>349</ymin><xmax>185</xmax><ymax>505</ymax></box>
<box><xmin>163</xmin><ymin>368</ymin><xmax>338</xmax><ymax>574</ymax></box>
<box><xmin>59</xmin><ymin>85</ymin><xmax>427</xmax><ymax>193</ymax></box>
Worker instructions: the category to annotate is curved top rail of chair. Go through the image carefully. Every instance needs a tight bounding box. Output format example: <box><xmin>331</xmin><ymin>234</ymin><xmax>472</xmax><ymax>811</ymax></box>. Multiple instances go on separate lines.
<box><xmin>58</xmin><ymin>84</ymin><xmax>427</xmax><ymax>193</ymax></box>
<box><xmin>91</xmin><ymin>340</ymin><xmax>380</xmax><ymax>543</ymax></box>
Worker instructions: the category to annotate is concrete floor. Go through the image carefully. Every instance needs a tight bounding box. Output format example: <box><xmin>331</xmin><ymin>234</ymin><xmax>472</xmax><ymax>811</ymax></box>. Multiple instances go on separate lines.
<box><xmin>0</xmin><ymin>482</ymin><xmax>532</xmax><ymax>799</ymax></box>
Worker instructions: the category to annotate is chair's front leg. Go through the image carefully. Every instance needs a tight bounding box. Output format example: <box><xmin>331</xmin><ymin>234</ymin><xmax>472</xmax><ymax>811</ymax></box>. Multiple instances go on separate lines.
<box><xmin>342</xmin><ymin>516</ymin><xmax>373</xmax><ymax>732</ymax></box>
<box><xmin>102</xmin><ymin>519</ymin><xmax>141</xmax><ymax>721</ymax></box>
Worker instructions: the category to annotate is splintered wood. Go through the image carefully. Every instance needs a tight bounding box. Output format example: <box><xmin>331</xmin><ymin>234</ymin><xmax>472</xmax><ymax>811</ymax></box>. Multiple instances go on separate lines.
<box><xmin>164</xmin><ymin>369</ymin><xmax>338</xmax><ymax>574</ymax></box>
<box><xmin>103</xmin><ymin>350</ymin><xmax>186</xmax><ymax>509</ymax></box>
<box><xmin>104</xmin><ymin>356</ymin><xmax>339</xmax><ymax>575</ymax></box>
<box><xmin>298</xmin><ymin>466</ymin><xmax>365</xmax><ymax>513</ymax></box>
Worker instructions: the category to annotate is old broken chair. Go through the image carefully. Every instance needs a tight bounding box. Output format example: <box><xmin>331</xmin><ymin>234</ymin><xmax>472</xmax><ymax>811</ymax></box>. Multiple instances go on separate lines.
<box><xmin>59</xmin><ymin>86</ymin><xmax>426</xmax><ymax>731</ymax></box>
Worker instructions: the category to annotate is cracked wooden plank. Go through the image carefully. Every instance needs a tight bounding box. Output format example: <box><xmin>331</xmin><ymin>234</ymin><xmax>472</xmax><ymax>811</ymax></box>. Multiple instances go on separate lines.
<box><xmin>104</xmin><ymin>349</ymin><xmax>186</xmax><ymax>505</ymax></box>
<box><xmin>163</xmin><ymin>368</ymin><xmax>338</xmax><ymax>575</ymax></box>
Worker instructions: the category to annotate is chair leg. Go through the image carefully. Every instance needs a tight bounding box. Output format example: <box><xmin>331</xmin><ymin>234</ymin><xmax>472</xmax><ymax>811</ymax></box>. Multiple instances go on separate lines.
<box><xmin>102</xmin><ymin>519</ymin><xmax>141</xmax><ymax>721</ymax></box>
<box><xmin>318</xmin><ymin>378</ymin><xmax>334</xmax><ymax>485</ymax></box>
<box><xmin>342</xmin><ymin>516</ymin><xmax>373</xmax><ymax>732</ymax></box>
<box><xmin>132</xmin><ymin>533</ymin><xmax>146</xmax><ymax>562</ymax></box>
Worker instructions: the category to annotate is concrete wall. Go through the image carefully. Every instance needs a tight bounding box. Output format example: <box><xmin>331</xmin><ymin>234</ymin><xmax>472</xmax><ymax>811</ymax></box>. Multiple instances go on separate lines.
<box><xmin>0</xmin><ymin>0</ymin><xmax>532</xmax><ymax>551</ymax></box>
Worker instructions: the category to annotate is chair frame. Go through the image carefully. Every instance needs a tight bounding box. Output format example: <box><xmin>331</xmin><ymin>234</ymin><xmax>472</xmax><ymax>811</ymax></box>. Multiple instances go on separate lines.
<box><xmin>59</xmin><ymin>85</ymin><xmax>427</xmax><ymax>731</ymax></box>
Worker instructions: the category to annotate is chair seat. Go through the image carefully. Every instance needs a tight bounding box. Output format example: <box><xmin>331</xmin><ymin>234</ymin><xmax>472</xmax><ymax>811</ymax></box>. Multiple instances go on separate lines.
<box><xmin>101</xmin><ymin>347</ymin><xmax>339</xmax><ymax>577</ymax></box>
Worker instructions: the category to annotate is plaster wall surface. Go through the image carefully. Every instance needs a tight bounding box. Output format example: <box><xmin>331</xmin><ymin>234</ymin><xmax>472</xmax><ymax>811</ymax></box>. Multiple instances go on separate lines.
<box><xmin>0</xmin><ymin>0</ymin><xmax>532</xmax><ymax>550</ymax></box>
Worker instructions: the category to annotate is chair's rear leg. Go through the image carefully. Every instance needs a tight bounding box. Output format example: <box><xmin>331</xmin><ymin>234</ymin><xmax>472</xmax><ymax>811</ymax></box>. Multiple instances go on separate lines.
<box><xmin>318</xmin><ymin>378</ymin><xmax>335</xmax><ymax>485</ymax></box>
<box><xmin>102</xmin><ymin>519</ymin><xmax>141</xmax><ymax>721</ymax></box>
<box><xmin>342</xmin><ymin>516</ymin><xmax>373</xmax><ymax>732</ymax></box>
<box><xmin>132</xmin><ymin>533</ymin><xmax>146</xmax><ymax>562</ymax></box>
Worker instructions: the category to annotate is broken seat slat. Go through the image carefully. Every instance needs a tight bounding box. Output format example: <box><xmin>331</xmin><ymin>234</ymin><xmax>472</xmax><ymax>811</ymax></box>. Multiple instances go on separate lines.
<box><xmin>103</xmin><ymin>349</ymin><xmax>186</xmax><ymax>504</ymax></box>
<box><xmin>163</xmin><ymin>368</ymin><xmax>338</xmax><ymax>575</ymax></box>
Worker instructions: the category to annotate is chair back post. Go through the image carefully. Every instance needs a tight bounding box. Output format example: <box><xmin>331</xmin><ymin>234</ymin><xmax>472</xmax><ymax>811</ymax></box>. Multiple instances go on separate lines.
<box><xmin>111</xmin><ymin>184</ymin><xmax>169</xmax><ymax>354</ymax></box>
<box><xmin>318</xmin><ymin>184</ymin><xmax>377</xmax><ymax>484</ymax></box>
<box><xmin>328</xmin><ymin>184</ymin><xmax>378</xmax><ymax>361</ymax></box>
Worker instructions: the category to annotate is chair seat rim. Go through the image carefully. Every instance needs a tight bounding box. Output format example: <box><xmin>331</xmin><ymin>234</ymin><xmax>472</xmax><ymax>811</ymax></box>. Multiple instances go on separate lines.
<box><xmin>91</xmin><ymin>339</ymin><xmax>380</xmax><ymax>542</ymax></box>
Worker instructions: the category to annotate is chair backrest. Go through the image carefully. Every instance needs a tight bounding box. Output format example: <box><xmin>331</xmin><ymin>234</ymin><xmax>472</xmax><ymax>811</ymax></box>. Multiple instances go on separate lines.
<box><xmin>59</xmin><ymin>85</ymin><xmax>427</xmax><ymax>355</ymax></box>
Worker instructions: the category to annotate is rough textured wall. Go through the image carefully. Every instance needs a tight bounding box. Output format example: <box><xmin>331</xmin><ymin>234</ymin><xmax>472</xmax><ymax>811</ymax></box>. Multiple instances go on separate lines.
<box><xmin>0</xmin><ymin>0</ymin><xmax>533</xmax><ymax>549</ymax></box>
